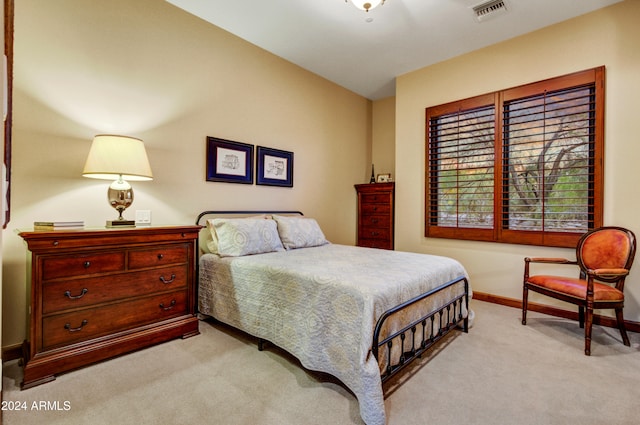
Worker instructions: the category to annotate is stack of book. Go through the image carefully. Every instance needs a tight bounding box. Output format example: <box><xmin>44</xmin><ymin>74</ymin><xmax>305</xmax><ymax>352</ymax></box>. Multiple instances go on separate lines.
<box><xmin>33</xmin><ymin>221</ymin><xmax>85</xmax><ymax>231</ymax></box>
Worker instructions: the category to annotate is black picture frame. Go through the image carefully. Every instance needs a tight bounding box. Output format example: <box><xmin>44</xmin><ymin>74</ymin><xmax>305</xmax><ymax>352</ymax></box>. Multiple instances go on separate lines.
<box><xmin>256</xmin><ymin>146</ymin><xmax>293</xmax><ymax>187</ymax></box>
<box><xmin>206</xmin><ymin>137</ymin><xmax>254</xmax><ymax>184</ymax></box>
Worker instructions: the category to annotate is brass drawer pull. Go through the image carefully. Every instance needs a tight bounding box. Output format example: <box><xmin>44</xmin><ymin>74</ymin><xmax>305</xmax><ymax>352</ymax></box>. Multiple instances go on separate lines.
<box><xmin>159</xmin><ymin>299</ymin><xmax>177</xmax><ymax>311</ymax></box>
<box><xmin>64</xmin><ymin>319</ymin><xmax>88</xmax><ymax>332</ymax></box>
<box><xmin>159</xmin><ymin>274</ymin><xmax>176</xmax><ymax>284</ymax></box>
<box><xmin>64</xmin><ymin>288</ymin><xmax>88</xmax><ymax>299</ymax></box>
<box><xmin>83</xmin><ymin>261</ymin><xmax>91</xmax><ymax>268</ymax></box>
<box><xmin>157</xmin><ymin>254</ymin><xmax>164</xmax><ymax>260</ymax></box>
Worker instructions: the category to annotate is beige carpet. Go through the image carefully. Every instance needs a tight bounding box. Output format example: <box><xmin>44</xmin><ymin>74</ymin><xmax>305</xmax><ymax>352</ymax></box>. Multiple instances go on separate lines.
<box><xmin>3</xmin><ymin>300</ymin><xmax>639</xmax><ymax>425</ymax></box>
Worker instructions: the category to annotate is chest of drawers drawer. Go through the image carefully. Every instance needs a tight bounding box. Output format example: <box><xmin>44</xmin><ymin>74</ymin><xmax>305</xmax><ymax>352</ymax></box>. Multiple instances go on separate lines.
<box><xmin>357</xmin><ymin>238</ymin><xmax>393</xmax><ymax>250</ymax></box>
<box><xmin>358</xmin><ymin>226</ymin><xmax>391</xmax><ymax>241</ymax></box>
<box><xmin>128</xmin><ymin>244</ymin><xmax>188</xmax><ymax>269</ymax></box>
<box><xmin>359</xmin><ymin>214</ymin><xmax>391</xmax><ymax>228</ymax></box>
<box><xmin>42</xmin><ymin>252</ymin><xmax>126</xmax><ymax>280</ymax></box>
<box><xmin>42</xmin><ymin>290</ymin><xmax>188</xmax><ymax>350</ymax></box>
<box><xmin>42</xmin><ymin>265</ymin><xmax>188</xmax><ymax>314</ymax></box>
<box><xmin>360</xmin><ymin>203</ymin><xmax>391</xmax><ymax>215</ymax></box>
<box><xmin>360</xmin><ymin>192</ymin><xmax>392</xmax><ymax>205</ymax></box>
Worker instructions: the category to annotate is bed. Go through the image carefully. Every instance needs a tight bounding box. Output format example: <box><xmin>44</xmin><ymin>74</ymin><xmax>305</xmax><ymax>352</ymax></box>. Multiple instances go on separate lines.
<box><xmin>196</xmin><ymin>211</ymin><xmax>472</xmax><ymax>425</ymax></box>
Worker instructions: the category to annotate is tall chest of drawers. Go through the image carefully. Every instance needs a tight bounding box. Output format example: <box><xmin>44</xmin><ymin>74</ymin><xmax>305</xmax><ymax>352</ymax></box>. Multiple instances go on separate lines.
<box><xmin>354</xmin><ymin>182</ymin><xmax>395</xmax><ymax>250</ymax></box>
<box><xmin>18</xmin><ymin>225</ymin><xmax>201</xmax><ymax>389</ymax></box>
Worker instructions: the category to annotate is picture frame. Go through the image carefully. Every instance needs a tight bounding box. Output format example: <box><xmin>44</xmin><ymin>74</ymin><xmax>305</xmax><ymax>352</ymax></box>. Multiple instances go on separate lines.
<box><xmin>256</xmin><ymin>146</ymin><xmax>293</xmax><ymax>187</ymax></box>
<box><xmin>206</xmin><ymin>136</ymin><xmax>254</xmax><ymax>184</ymax></box>
<box><xmin>377</xmin><ymin>173</ymin><xmax>391</xmax><ymax>183</ymax></box>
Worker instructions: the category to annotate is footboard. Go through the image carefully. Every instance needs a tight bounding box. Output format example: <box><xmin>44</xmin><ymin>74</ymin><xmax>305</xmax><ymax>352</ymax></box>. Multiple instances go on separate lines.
<box><xmin>372</xmin><ymin>276</ymin><xmax>469</xmax><ymax>383</ymax></box>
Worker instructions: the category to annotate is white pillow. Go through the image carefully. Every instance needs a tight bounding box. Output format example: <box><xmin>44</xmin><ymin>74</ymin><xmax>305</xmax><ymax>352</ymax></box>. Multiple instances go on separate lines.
<box><xmin>199</xmin><ymin>225</ymin><xmax>215</xmax><ymax>254</ymax></box>
<box><xmin>204</xmin><ymin>219</ymin><xmax>219</xmax><ymax>254</ymax></box>
<box><xmin>205</xmin><ymin>215</ymin><xmax>272</xmax><ymax>255</ymax></box>
<box><xmin>210</xmin><ymin>218</ymin><xmax>284</xmax><ymax>257</ymax></box>
<box><xmin>273</xmin><ymin>215</ymin><xmax>329</xmax><ymax>250</ymax></box>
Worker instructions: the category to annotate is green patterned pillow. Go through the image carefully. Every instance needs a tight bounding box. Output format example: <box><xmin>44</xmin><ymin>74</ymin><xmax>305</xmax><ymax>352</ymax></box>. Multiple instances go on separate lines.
<box><xmin>273</xmin><ymin>215</ymin><xmax>329</xmax><ymax>250</ymax></box>
<box><xmin>212</xmin><ymin>218</ymin><xmax>284</xmax><ymax>257</ymax></box>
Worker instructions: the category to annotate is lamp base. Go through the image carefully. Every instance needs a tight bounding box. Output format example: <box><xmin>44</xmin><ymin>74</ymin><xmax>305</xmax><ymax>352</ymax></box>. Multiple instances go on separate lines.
<box><xmin>106</xmin><ymin>219</ymin><xmax>136</xmax><ymax>228</ymax></box>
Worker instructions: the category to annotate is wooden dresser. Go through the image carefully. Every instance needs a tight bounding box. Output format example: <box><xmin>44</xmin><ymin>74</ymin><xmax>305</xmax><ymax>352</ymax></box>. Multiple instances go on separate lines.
<box><xmin>18</xmin><ymin>225</ymin><xmax>201</xmax><ymax>389</ymax></box>
<box><xmin>354</xmin><ymin>182</ymin><xmax>395</xmax><ymax>250</ymax></box>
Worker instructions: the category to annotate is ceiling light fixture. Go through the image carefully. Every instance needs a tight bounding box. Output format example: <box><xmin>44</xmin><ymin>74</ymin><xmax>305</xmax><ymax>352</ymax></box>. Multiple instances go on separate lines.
<box><xmin>346</xmin><ymin>0</ymin><xmax>385</xmax><ymax>12</ymax></box>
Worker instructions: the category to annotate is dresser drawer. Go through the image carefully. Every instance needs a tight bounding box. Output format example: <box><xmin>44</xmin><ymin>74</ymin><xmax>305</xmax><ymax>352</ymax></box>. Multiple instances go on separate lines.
<box><xmin>360</xmin><ymin>203</ymin><xmax>391</xmax><ymax>215</ymax></box>
<box><xmin>42</xmin><ymin>265</ymin><xmax>188</xmax><ymax>314</ymax></box>
<box><xmin>360</xmin><ymin>193</ymin><xmax>391</xmax><ymax>204</ymax></box>
<box><xmin>42</xmin><ymin>290</ymin><xmax>188</xmax><ymax>350</ymax></box>
<box><xmin>358</xmin><ymin>238</ymin><xmax>392</xmax><ymax>250</ymax></box>
<box><xmin>359</xmin><ymin>214</ymin><xmax>391</xmax><ymax>227</ymax></box>
<box><xmin>42</xmin><ymin>252</ymin><xmax>126</xmax><ymax>280</ymax></box>
<box><xmin>128</xmin><ymin>244</ymin><xmax>188</xmax><ymax>269</ymax></box>
<box><xmin>358</xmin><ymin>226</ymin><xmax>391</xmax><ymax>241</ymax></box>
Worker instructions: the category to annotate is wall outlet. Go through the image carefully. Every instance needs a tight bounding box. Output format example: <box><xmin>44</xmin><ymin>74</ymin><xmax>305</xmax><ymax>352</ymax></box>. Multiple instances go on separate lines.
<box><xmin>135</xmin><ymin>210</ymin><xmax>152</xmax><ymax>226</ymax></box>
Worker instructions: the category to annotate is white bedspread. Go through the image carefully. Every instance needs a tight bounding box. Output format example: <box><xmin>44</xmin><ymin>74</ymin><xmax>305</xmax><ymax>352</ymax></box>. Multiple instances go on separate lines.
<box><xmin>199</xmin><ymin>244</ymin><xmax>470</xmax><ymax>425</ymax></box>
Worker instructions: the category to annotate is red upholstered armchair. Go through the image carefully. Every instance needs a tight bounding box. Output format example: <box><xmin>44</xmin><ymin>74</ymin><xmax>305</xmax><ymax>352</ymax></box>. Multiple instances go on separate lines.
<box><xmin>522</xmin><ymin>227</ymin><xmax>636</xmax><ymax>355</ymax></box>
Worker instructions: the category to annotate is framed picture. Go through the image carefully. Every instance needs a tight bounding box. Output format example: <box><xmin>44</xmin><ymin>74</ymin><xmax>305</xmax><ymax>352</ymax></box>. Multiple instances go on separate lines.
<box><xmin>377</xmin><ymin>173</ymin><xmax>391</xmax><ymax>183</ymax></box>
<box><xmin>206</xmin><ymin>137</ymin><xmax>254</xmax><ymax>184</ymax></box>
<box><xmin>256</xmin><ymin>146</ymin><xmax>293</xmax><ymax>187</ymax></box>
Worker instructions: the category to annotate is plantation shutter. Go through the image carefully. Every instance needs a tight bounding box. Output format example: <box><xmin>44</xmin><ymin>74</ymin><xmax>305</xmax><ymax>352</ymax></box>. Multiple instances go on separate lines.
<box><xmin>426</xmin><ymin>97</ymin><xmax>496</xmax><ymax>240</ymax></box>
<box><xmin>425</xmin><ymin>67</ymin><xmax>603</xmax><ymax>247</ymax></box>
<box><xmin>502</xmin><ymin>84</ymin><xmax>596</xmax><ymax>235</ymax></box>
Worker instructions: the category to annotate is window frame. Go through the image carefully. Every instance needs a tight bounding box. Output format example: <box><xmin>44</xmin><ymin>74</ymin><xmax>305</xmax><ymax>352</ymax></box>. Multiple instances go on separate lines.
<box><xmin>425</xmin><ymin>67</ymin><xmax>604</xmax><ymax>248</ymax></box>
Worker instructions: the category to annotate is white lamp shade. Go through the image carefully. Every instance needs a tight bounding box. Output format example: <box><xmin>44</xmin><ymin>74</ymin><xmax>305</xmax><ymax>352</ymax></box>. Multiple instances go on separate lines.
<box><xmin>83</xmin><ymin>135</ymin><xmax>153</xmax><ymax>181</ymax></box>
<box><xmin>350</xmin><ymin>0</ymin><xmax>384</xmax><ymax>11</ymax></box>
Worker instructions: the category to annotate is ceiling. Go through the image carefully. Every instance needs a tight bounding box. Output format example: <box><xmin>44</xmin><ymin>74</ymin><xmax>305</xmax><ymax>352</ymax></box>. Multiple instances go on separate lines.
<box><xmin>166</xmin><ymin>0</ymin><xmax>622</xmax><ymax>100</ymax></box>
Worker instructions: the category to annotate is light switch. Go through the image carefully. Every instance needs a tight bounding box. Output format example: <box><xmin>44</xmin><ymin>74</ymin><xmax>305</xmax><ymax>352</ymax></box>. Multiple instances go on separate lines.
<box><xmin>135</xmin><ymin>210</ymin><xmax>151</xmax><ymax>226</ymax></box>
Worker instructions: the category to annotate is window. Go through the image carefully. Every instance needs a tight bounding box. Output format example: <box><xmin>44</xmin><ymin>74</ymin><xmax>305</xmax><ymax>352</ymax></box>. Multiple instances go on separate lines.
<box><xmin>426</xmin><ymin>67</ymin><xmax>604</xmax><ymax>247</ymax></box>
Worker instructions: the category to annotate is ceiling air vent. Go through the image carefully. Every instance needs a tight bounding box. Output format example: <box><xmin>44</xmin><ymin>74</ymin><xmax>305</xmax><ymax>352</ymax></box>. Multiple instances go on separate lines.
<box><xmin>473</xmin><ymin>0</ymin><xmax>508</xmax><ymax>22</ymax></box>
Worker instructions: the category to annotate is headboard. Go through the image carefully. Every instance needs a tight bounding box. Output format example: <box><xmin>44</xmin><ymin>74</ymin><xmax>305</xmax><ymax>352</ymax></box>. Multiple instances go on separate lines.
<box><xmin>195</xmin><ymin>210</ymin><xmax>304</xmax><ymax>226</ymax></box>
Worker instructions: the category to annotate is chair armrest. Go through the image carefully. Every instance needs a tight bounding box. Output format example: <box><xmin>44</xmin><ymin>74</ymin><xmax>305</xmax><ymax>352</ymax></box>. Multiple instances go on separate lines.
<box><xmin>586</xmin><ymin>268</ymin><xmax>629</xmax><ymax>278</ymax></box>
<box><xmin>525</xmin><ymin>257</ymin><xmax>577</xmax><ymax>265</ymax></box>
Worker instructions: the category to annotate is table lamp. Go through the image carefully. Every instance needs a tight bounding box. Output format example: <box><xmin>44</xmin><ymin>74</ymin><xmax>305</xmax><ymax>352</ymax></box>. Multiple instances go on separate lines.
<box><xmin>82</xmin><ymin>135</ymin><xmax>153</xmax><ymax>227</ymax></box>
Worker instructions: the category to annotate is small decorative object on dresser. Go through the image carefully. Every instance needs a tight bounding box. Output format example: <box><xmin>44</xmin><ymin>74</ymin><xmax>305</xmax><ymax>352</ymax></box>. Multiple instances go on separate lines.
<box><xmin>18</xmin><ymin>225</ymin><xmax>201</xmax><ymax>389</ymax></box>
<box><xmin>354</xmin><ymin>182</ymin><xmax>395</xmax><ymax>250</ymax></box>
<box><xmin>376</xmin><ymin>173</ymin><xmax>391</xmax><ymax>183</ymax></box>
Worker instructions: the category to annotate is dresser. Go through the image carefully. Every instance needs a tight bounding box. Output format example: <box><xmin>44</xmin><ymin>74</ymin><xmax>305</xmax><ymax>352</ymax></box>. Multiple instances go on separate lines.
<box><xmin>354</xmin><ymin>182</ymin><xmax>395</xmax><ymax>250</ymax></box>
<box><xmin>18</xmin><ymin>225</ymin><xmax>201</xmax><ymax>389</ymax></box>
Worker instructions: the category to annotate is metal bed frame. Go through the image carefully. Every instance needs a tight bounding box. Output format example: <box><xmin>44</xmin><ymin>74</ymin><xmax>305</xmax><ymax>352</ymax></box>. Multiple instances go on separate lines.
<box><xmin>195</xmin><ymin>210</ymin><xmax>470</xmax><ymax>384</ymax></box>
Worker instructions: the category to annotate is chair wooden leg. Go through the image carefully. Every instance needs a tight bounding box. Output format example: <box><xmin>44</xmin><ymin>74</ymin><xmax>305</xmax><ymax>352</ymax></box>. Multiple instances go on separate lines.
<box><xmin>522</xmin><ymin>284</ymin><xmax>528</xmax><ymax>325</ymax></box>
<box><xmin>615</xmin><ymin>308</ymin><xmax>630</xmax><ymax>346</ymax></box>
<box><xmin>578</xmin><ymin>306</ymin><xmax>585</xmax><ymax>328</ymax></box>
<box><xmin>584</xmin><ymin>307</ymin><xmax>593</xmax><ymax>356</ymax></box>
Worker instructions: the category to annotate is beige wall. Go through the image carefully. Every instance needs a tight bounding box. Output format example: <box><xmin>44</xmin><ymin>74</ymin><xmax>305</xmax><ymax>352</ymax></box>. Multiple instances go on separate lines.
<box><xmin>372</xmin><ymin>96</ymin><xmax>395</xmax><ymax>181</ymax></box>
<box><xmin>1</xmin><ymin>0</ymin><xmax>371</xmax><ymax>346</ymax></box>
<box><xmin>396</xmin><ymin>1</ymin><xmax>640</xmax><ymax>321</ymax></box>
